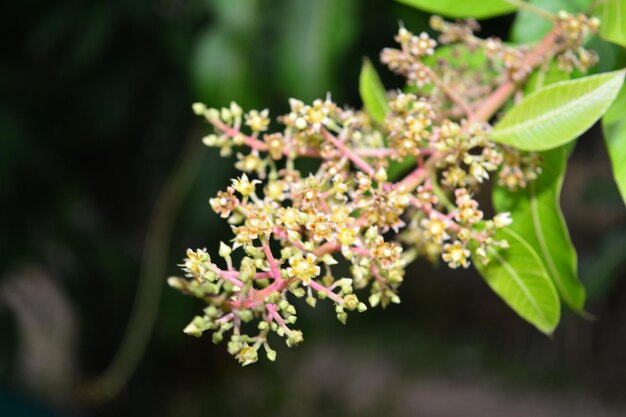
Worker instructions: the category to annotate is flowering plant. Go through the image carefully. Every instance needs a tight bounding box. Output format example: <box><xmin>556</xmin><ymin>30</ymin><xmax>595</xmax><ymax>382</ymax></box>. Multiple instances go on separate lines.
<box><xmin>169</xmin><ymin>0</ymin><xmax>626</xmax><ymax>366</ymax></box>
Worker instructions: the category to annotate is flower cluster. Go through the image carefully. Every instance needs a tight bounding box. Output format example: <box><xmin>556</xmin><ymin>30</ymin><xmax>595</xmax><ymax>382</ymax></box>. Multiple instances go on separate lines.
<box><xmin>172</xmin><ymin>12</ymin><xmax>598</xmax><ymax>365</ymax></box>
<box><xmin>555</xmin><ymin>11</ymin><xmax>600</xmax><ymax>72</ymax></box>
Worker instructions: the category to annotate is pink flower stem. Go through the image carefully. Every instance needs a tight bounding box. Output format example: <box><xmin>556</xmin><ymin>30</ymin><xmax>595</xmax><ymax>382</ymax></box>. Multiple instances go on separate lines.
<box><xmin>262</xmin><ymin>240</ymin><xmax>284</xmax><ymax>283</ymax></box>
<box><xmin>308</xmin><ymin>280</ymin><xmax>344</xmax><ymax>305</ymax></box>
<box><xmin>214</xmin><ymin>268</ymin><xmax>245</xmax><ymax>288</ymax></box>
<box><xmin>322</xmin><ymin>128</ymin><xmax>375</xmax><ymax>177</ymax></box>
<box><xmin>273</xmin><ymin>227</ymin><xmax>308</xmax><ymax>253</ymax></box>
<box><xmin>265</xmin><ymin>303</ymin><xmax>291</xmax><ymax>334</ymax></box>
<box><xmin>216</xmin><ymin>312</ymin><xmax>235</xmax><ymax>325</ymax></box>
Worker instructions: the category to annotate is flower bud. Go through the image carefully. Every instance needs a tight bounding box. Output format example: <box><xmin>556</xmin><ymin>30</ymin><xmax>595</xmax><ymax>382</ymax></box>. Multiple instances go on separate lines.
<box><xmin>286</xmin><ymin>330</ymin><xmax>304</xmax><ymax>347</ymax></box>
<box><xmin>266</xmin><ymin>346</ymin><xmax>277</xmax><ymax>362</ymax></box>
<box><xmin>202</xmin><ymin>134</ymin><xmax>219</xmax><ymax>147</ymax></box>
<box><xmin>219</xmin><ymin>241</ymin><xmax>232</xmax><ymax>258</ymax></box>
<box><xmin>237</xmin><ymin>346</ymin><xmax>258</xmax><ymax>366</ymax></box>
<box><xmin>343</xmin><ymin>294</ymin><xmax>359</xmax><ymax>311</ymax></box>
<box><xmin>167</xmin><ymin>276</ymin><xmax>186</xmax><ymax>290</ymax></box>
<box><xmin>192</xmin><ymin>102</ymin><xmax>206</xmax><ymax>115</ymax></box>
<box><xmin>375</xmin><ymin>167</ymin><xmax>388</xmax><ymax>183</ymax></box>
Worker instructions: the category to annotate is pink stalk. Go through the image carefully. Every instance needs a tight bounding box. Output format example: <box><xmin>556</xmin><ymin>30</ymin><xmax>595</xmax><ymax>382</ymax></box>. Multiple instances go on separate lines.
<box><xmin>215</xmin><ymin>312</ymin><xmax>235</xmax><ymax>325</ymax></box>
<box><xmin>307</xmin><ymin>280</ymin><xmax>344</xmax><ymax>305</ymax></box>
<box><xmin>273</xmin><ymin>227</ymin><xmax>308</xmax><ymax>253</ymax></box>
<box><xmin>262</xmin><ymin>240</ymin><xmax>284</xmax><ymax>283</ymax></box>
<box><xmin>215</xmin><ymin>269</ymin><xmax>245</xmax><ymax>288</ymax></box>
<box><xmin>265</xmin><ymin>303</ymin><xmax>291</xmax><ymax>333</ymax></box>
<box><xmin>321</xmin><ymin>128</ymin><xmax>375</xmax><ymax>177</ymax></box>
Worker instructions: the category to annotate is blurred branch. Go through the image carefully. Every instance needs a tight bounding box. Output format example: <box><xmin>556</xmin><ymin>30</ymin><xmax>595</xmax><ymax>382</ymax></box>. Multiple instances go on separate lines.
<box><xmin>79</xmin><ymin>131</ymin><xmax>205</xmax><ymax>403</ymax></box>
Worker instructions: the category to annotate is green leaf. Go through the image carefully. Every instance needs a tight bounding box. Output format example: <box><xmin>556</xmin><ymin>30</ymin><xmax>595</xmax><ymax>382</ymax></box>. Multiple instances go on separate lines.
<box><xmin>490</xmin><ymin>70</ymin><xmax>626</xmax><ymax>151</ymax></box>
<box><xmin>602</xmin><ymin>85</ymin><xmax>626</xmax><ymax>205</ymax></box>
<box><xmin>493</xmin><ymin>147</ymin><xmax>585</xmax><ymax>311</ymax></box>
<box><xmin>395</xmin><ymin>0</ymin><xmax>517</xmax><ymax>18</ymax></box>
<box><xmin>594</xmin><ymin>0</ymin><xmax>626</xmax><ymax>48</ymax></box>
<box><xmin>387</xmin><ymin>156</ymin><xmax>415</xmax><ymax>181</ymax></box>
<box><xmin>359</xmin><ymin>59</ymin><xmax>390</xmax><ymax>125</ymax></box>
<box><xmin>492</xmin><ymin>60</ymin><xmax>585</xmax><ymax>312</ymax></box>
<box><xmin>473</xmin><ymin>228</ymin><xmax>561</xmax><ymax>334</ymax></box>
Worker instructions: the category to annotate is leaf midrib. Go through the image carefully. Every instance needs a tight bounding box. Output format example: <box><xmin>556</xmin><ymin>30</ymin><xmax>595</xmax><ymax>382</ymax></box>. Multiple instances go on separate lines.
<box><xmin>488</xmin><ymin>245</ymin><xmax>549</xmax><ymax>327</ymax></box>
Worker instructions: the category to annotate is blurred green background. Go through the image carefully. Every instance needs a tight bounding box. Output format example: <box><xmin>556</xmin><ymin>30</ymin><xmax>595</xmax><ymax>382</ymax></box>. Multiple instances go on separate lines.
<box><xmin>2</xmin><ymin>0</ymin><xmax>626</xmax><ymax>416</ymax></box>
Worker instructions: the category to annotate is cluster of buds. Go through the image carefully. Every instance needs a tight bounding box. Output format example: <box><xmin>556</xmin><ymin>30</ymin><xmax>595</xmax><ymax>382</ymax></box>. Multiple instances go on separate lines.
<box><xmin>555</xmin><ymin>11</ymin><xmax>600</xmax><ymax>72</ymax></box>
<box><xmin>172</xmin><ymin>12</ymin><xmax>599</xmax><ymax>365</ymax></box>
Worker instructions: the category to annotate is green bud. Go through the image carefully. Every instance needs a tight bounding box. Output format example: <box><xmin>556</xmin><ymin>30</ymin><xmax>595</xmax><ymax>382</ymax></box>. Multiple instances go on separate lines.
<box><xmin>204</xmin><ymin>306</ymin><xmax>218</xmax><ymax>318</ymax></box>
<box><xmin>286</xmin><ymin>330</ymin><xmax>304</xmax><ymax>347</ymax></box>
<box><xmin>278</xmin><ymin>300</ymin><xmax>290</xmax><ymax>311</ymax></box>
<box><xmin>212</xmin><ymin>332</ymin><xmax>223</xmax><ymax>344</ymax></box>
<box><xmin>245</xmin><ymin>245</ymin><xmax>263</xmax><ymax>258</ymax></box>
<box><xmin>227</xmin><ymin>340</ymin><xmax>240</xmax><ymax>355</ymax></box>
<box><xmin>357</xmin><ymin>302</ymin><xmax>368</xmax><ymax>313</ymax></box>
<box><xmin>369</xmin><ymin>293</ymin><xmax>381</xmax><ymax>307</ymax></box>
<box><xmin>203</xmin><ymin>282</ymin><xmax>219</xmax><ymax>294</ymax></box>
<box><xmin>205</xmin><ymin>108</ymin><xmax>220</xmax><ymax>122</ymax></box>
<box><xmin>192</xmin><ymin>102</ymin><xmax>206</xmax><ymax>115</ymax></box>
<box><xmin>337</xmin><ymin>312</ymin><xmax>348</xmax><ymax>325</ymax></box>
<box><xmin>290</xmin><ymin>287</ymin><xmax>305</xmax><ymax>298</ymax></box>
<box><xmin>265</xmin><ymin>346</ymin><xmax>277</xmax><ymax>362</ymax></box>
<box><xmin>239</xmin><ymin>310</ymin><xmax>253</xmax><ymax>322</ymax></box>
<box><xmin>236</xmin><ymin>346</ymin><xmax>258</xmax><ymax>366</ymax></box>
<box><xmin>219</xmin><ymin>241</ymin><xmax>232</xmax><ymax>258</ymax></box>
<box><xmin>228</xmin><ymin>212</ymin><xmax>244</xmax><ymax>224</ymax></box>
<box><xmin>167</xmin><ymin>276</ymin><xmax>186</xmax><ymax>290</ymax></box>
<box><xmin>306</xmin><ymin>296</ymin><xmax>317</xmax><ymax>307</ymax></box>
<box><xmin>322</xmin><ymin>274</ymin><xmax>334</xmax><ymax>287</ymax></box>
<box><xmin>202</xmin><ymin>270</ymin><xmax>217</xmax><ymax>282</ymax></box>
<box><xmin>258</xmin><ymin>321</ymin><xmax>269</xmax><ymax>330</ymax></box>
<box><xmin>220</xmin><ymin>107</ymin><xmax>232</xmax><ymax>122</ymax></box>
<box><xmin>230</xmin><ymin>101</ymin><xmax>243</xmax><ymax>117</ymax></box>
<box><xmin>321</xmin><ymin>254</ymin><xmax>338</xmax><ymax>265</ymax></box>
<box><xmin>256</xmin><ymin>278</ymin><xmax>270</xmax><ymax>288</ymax></box>
<box><xmin>343</xmin><ymin>294</ymin><xmax>359</xmax><ymax>311</ymax></box>
<box><xmin>183</xmin><ymin>316</ymin><xmax>205</xmax><ymax>337</ymax></box>
<box><xmin>240</xmin><ymin>257</ymin><xmax>256</xmax><ymax>282</ymax></box>
<box><xmin>287</xmin><ymin>315</ymin><xmax>297</xmax><ymax>324</ymax></box>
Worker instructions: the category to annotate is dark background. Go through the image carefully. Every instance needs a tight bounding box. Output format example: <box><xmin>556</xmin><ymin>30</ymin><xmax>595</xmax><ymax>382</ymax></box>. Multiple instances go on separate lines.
<box><xmin>1</xmin><ymin>0</ymin><xmax>626</xmax><ymax>416</ymax></box>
